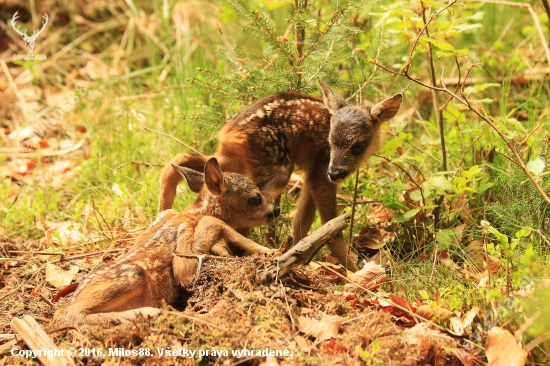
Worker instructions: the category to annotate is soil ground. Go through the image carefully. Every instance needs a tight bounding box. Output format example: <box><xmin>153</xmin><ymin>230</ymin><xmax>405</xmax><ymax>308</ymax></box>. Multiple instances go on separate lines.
<box><xmin>0</xmin><ymin>237</ymin><xmax>480</xmax><ymax>365</ymax></box>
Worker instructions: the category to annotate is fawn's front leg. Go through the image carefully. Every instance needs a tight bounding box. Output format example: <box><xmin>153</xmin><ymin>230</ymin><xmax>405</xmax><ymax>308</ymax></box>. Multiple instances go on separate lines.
<box><xmin>193</xmin><ymin>216</ymin><xmax>270</xmax><ymax>254</ymax></box>
<box><xmin>172</xmin><ymin>216</ymin><xmax>269</xmax><ymax>286</ymax></box>
<box><xmin>308</xmin><ymin>170</ymin><xmax>359</xmax><ymax>272</ymax></box>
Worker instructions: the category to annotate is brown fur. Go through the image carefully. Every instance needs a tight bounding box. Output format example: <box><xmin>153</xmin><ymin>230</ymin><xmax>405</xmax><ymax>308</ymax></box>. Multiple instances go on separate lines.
<box><xmin>53</xmin><ymin>158</ymin><xmax>277</xmax><ymax>326</ymax></box>
<box><xmin>159</xmin><ymin>79</ymin><xmax>402</xmax><ymax>272</ymax></box>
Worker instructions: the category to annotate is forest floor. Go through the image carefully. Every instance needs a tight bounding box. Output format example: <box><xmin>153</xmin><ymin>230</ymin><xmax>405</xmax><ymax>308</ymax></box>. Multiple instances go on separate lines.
<box><xmin>1</xmin><ymin>235</ymin><xmax>480</xmax><ymax>365</ymax></box>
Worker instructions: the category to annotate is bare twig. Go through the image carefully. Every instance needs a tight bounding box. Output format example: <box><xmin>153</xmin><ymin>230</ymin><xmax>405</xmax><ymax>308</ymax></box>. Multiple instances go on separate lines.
<box><xmin>39</xmin><ymin>293</ymin><xmax>55</xmax><ymax>308</ymax></box>
<box><xmin>482</xmin><ymin>222</ymin><xmax>491</xmax><ymax>291</ymax></box>
<box><xmin>420</xmin><ymin>1</ymin><xmax>447</xmax><ymax>172</ymax></box>
<box><xmin>172</xmin><ymin>252</ymin><xmax>234</xmax><ymax>260</ymax></box>
<box><xmin>90</xmin><ymin>193</ymin><xmax>113</xmax><ymax>240</ymax></box>
<box><xmin>162</xmin><ymin>310</ymin><xmax>223</xmax><ymax>330</ymax></box>
<box><xmin>543</xmin><ymin>0</ymin><xmax>550</xmax><ymax>44</ymax></box>
<box><xmin>143</xmin><ymin>127</ymin><xmax>201</xmax><ymax>154</ymax></box>
<box><xmin>113</xmin><ymin>161</ymin><xmax>163</xmax><ymax>175</ymax></box>
<box><xmin>348</xmin><ymin>169</ymin><xmax>360</xmax><ymax>246</ymax></box>
<box><xmin>524</xmin><ymin>330</ymin><xmax>550</xmax><ymax>352</ymax></box>
<box><xmin>0</xmin><ymin>60</ymin><xmax>30</xmax><ymax>122</ymax></box>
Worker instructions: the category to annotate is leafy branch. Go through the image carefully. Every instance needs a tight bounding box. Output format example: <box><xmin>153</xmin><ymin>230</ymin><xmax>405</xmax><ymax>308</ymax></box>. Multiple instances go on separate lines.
<box><xmin>367</xmin><ymin>0</ymin><xmax>550</xmax><ymax>206</ymax></box>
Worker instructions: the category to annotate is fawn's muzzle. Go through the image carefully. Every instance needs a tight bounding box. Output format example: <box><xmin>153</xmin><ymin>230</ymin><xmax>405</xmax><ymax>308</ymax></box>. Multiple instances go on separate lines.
<box><xmin>328</xmin><ymin>168</ymin><xmax>349</xmax><ymax>182</ymax></box>
<box><xmin>273</xmin><ymin>206</ymin><xmax>281</xmax><ymax>218</ymax></box>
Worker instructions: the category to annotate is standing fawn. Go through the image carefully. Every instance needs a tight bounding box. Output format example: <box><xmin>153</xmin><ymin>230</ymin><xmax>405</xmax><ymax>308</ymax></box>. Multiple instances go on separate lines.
<box><xmin>53</xmin><ymin>158</ymin><xmax>278</xmax><ymax>326</ymax></box>
<box><xmin>159</xmin><ymin>79</ymin><xmax>403</xmax><ymax>272</ymax></box>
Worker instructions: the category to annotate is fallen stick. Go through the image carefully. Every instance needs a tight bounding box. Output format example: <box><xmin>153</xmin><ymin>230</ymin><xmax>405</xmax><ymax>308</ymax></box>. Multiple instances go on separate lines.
<box><xmin>0</xmin><ymin>137</ymin><xmax>86</xmax><ymax>158</ymax></box>
<box><xmin>258</xmin><ymin>213</ymin><xmax>351</xmax><ymax>283</ymax></box>
<box><xmin>11</xmin><ymin>315</ymin><xmax>75</xmax><ymax>366</ymax></box>
<box><xmin>0</xmin><ymin>334</ymin><xmax>16</xmax><ymax>342</ymax></box>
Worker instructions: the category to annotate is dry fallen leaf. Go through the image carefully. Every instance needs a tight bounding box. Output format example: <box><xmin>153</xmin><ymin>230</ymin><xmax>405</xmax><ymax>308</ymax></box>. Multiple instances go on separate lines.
<box><xmin>485</xmin><ymin>327</ymin><xmax>527</xmax><ymax>366</ymax></box>
<box><xmin>309</xmin><ymin>261</ymin><xmax>347</xmax><ymax>284</ymax></box>
<box><xmin>448</xmin><ymin>306</ymin><xmax>479</xmax><ymax>336</ymax></box>
<box><xmin>371</xmin><ymin>203</ymin><xmax>395</xmax><ymax>222</ymax></box>
<box><xmin>464</xmin><ymin>240</ymin><xmax>501</xmax><ymax>273</ymax></box>
<box><xmin>297</xmin><ymin>315</ymin><xmax>343</xmax><ymax>340</ymax></box>
<box><xmin>45</xmin><ymin>263</ymin><xmax>79</xmax><ymax>288</ymax></box>
<box><xmin>454</xmin><ymin>192</ymin><xmax>472</xmax><ymax>227</ymax></box>
<box><xmin>323</xmin><ymin>338</ymin><xmax>346</xmax><ymax>354</ymax></box>
<box><xmin>293</xmin><ymin>335</ymin><xmax>312</xmax><ymax>353</ymax></box>
<box><xmin>414</xmin><ymin>304</ymin><xmax>434</xmax><ymax>321</ymax></box>
<box><xmin>344</xmin><ymin>261</ymin><xmax>386</xmax><ymax>293</ymax></box>
<box><xmin>355</xmin><ymin>227</ymin><xmax>395</xmax><ymax>250</ymax></box>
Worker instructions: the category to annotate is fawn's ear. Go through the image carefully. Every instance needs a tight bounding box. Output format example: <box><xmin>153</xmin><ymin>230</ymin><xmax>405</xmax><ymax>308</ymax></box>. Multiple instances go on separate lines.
<box><xmin>370</xmin><ymin>93</ymin><xmax>403</xmax><ymax>123</ymax></box>
<box><xmin>318</xmin><ymin>77</ymin><xmax>349</xmax><ymax>115</ymax></box>
<box><xmin>204</xmin><ymin>158</ymin><xmax>227</xmax><ymax>196</ymax></box>
<box><xmin>171</xmin><ymin>164</ymin><xmax>204</xmax><ymax>193</ymax></box>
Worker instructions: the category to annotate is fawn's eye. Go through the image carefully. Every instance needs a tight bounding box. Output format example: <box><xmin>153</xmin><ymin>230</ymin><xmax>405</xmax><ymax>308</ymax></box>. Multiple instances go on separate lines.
<box><xmin>248</xmin><ymin>194</ymin><xmax>262</xmax><ymax>206</ymax></box>
<box><xmin>351</xmin><ymin>141</ymin><xmax>367</xmax><ymax>156</ymax></box>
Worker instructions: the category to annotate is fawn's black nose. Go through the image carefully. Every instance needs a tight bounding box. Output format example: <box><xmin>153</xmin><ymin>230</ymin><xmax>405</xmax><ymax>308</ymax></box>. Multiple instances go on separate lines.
<box><xmin>273</xmin><ymin>206</ymin><xmax>281</xmax><ymax>218</ymax></box>
<box><xmin>328</xmin><ymin>168</ymin><xmax>349</xmax><ymax>182</ymax></box>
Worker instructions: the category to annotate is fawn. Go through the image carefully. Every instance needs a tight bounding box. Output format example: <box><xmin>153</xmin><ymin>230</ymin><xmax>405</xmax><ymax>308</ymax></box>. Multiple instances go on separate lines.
<box><xmin>159</xmin><ymin>79</ymin><xmax>402</xmax><ymax>272</ymax></box>
<box><xmin>53</xmin><ymin>158</ymin><xmax>278</xmax><ymax>326</ymax></box>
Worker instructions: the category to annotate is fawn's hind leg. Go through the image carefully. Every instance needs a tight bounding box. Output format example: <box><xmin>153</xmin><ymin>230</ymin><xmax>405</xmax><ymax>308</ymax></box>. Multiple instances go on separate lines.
<box><xmin>159</xmin><ymin>153</ymin><xmax>208</xmax><ymax>211</ymax></box>
<box><xmin>292</xmin><ymin>179</ymin><xmax>317</xmax><ymax>242</ymax></box>
<box><xmin>53</xmin><ymin>265</ymin><xmax>160</xmax><ymax>326</ymax></box>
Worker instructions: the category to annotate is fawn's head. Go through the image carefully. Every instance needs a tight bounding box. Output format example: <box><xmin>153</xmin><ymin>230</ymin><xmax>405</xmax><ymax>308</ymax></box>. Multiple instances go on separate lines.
<box><xmin>172</xmin><ymin>158</ymin><xmax>279</xmax><ymax>228</ymax></box>
<box><xmin>318</xmin><ymin>78</ymin><xmax>403</xmax><ymax>183</ymax></box>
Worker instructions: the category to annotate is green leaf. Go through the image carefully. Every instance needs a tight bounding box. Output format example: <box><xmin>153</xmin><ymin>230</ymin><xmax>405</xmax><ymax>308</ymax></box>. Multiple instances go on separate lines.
<box><xmin>422</xmin><ymin>37</ymin><xmax>455</xmax><ymax>51</ymax></box>
<box><xmin>522</xmin><ymin>26</ymin><xmax>536</xmax><ymax>37</ymax></box>
<box><xmin>463</xmin><ymin>165</ymin><xmax>481</xmax><ymax>179</ymax></box>
<box><xmin>451</xmin><ymin>23</ymin><xmax>483</xmax><ymax>32</ymax></box>
<box><xmin>442</xmin><ymin>102</ymin><xmax>465</xmax><ymax>123</ymax></box>
<box><xmin>422</xmin><ymin>204</ymin><xmax>439</xmax><ymax>209</ymax></box>
<box><xmin>506</xmin><ymin>118</ymin><xmax>527</xmax><ymax>133</ymax></box>
<box><xmin>410</xmin><ymin>189</ymin><xmax>423</xmax><ymax>201</ymax></box>
<box><xmin>487</xmin><ymin>226</ymin><xmax>509</xmax><ymax>247</ymax></box>
<box><xmin>467</xmin><ymin>11</ymin><xmax>485</xmax><ymax>21</ymax></box>
<box><xmin>419</xmin><ymin>290</ymin><xmax>430</xmax><ymax>300</ymax></box>
<box><xmin>488</xmin><ymin>289</ymin><xmax>504</xmax><ymax>300</ymax></box>
<box><xmin>464</xmin><ymin>83</ymin><xmax>500</xmax><ymax>94</ymax></box>
<box><xmin>515</xmin><ymin>228</ymin><xmax>532</xmax><ymax>239</ymax></box>
<box><xmin>470</xmin><ymin>98</ymin><xmax>494</xmax><ymax>104</ymax></box>
<box><xmin>430</xmin><ymin>176</ymin><xmax>453</xmax><ymax>191</ymax></box>
<box><xmin>393</xmin><ymin>208</ymin><xmax>420</xmax><ymax>223</ymax></box>
<box><xmin>436</xmin><ymin>229</ymin><xmax>458</xmax><ymax>249</ymax></box>
<box><xmin>454</xmin><ymin>48</ymin><xmax>470</xmax><ymax>56</ymax></box>
<box><xmin>526</xmin><ymin>156</ymin><xmax>545</xmax><ymax>176</ymax></box>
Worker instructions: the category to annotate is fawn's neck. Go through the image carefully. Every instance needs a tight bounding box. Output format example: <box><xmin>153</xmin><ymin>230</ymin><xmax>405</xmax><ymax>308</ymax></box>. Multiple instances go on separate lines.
<box><xmin>183</xmin><ymin>192</ymin><xmax>223</xmax><ymax>219</ymax></box>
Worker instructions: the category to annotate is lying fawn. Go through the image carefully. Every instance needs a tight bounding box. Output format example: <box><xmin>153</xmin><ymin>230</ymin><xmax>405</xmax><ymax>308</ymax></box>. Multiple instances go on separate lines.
<box><xmin>53</xmin><ymin>158</ymin><xmax>278</xmax><ymax>326</ymax></box>
<box><xmin>159</xmin><ymin>79</ymin><xmax>402</xmax><ymax>272</ymax></box>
